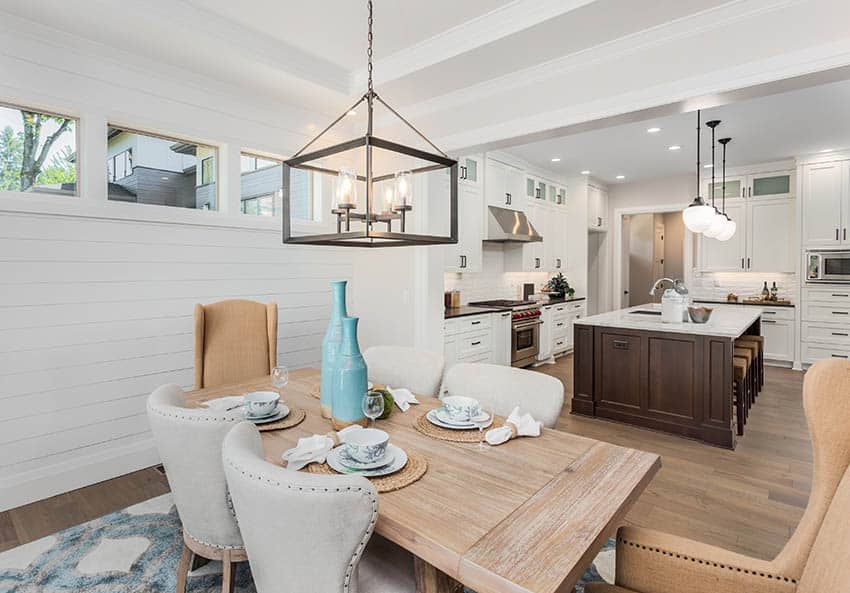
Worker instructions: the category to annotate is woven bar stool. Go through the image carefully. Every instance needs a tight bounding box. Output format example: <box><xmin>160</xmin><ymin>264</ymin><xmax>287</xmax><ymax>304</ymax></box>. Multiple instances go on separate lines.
<box><xmin>737</xmin><ymin>335</ymin><xmax>764</xmax><ymax>392</ymax></box>
<box><xmin>733</xmin><ymin>346</ymin><xmax>754</xmax><ymax>413</ymax></box>
<box><xmin>732</xmin><ymin>356</ymin><xmax>748</xmax><ymax>436</ymax></box>
<box><xmin>735</xmin><ymin>340</ymin><xmax>760</xmax><ymax>403</ymax></box>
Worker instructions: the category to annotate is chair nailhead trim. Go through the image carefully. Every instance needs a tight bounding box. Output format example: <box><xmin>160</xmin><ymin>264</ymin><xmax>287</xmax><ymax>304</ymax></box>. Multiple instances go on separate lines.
<box><xmin>618</xmin><ymin>537</ymin><xmax>798</xmax><ymax>584</ymax></box>
<box><xmin>224</xmin><ymin>455</ymin><xmax>379</xmax><ymax>593</ymax></box>
<box><xmin>185</xmin><ymin>530</ymin><xmax>244</xmax><ymax>551</ymax></box>
<box><xmin>147</xmin><ymin>403</ymin><xmax>241</xmax><ymax>424</ymax></box>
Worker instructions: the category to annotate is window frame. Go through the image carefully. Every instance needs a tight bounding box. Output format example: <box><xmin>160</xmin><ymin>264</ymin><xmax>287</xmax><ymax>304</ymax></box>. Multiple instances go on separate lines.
<box><xmin>0</xmin><ymin>101</ymin><xmax>81</xmax><ymax>197</ymax></box>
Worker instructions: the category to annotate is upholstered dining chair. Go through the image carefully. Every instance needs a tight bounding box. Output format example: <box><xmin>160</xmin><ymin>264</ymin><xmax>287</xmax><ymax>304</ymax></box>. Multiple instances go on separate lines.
<box><xmin>194</xmin><ymin>299</ymin><xmax>278</xmax><ymax>389</ymax></box>
<box><xmin>222</xmin><ymin>421</ymin><xmax>415</xmax><ymax>593</ymax></box>
<box><xmin>146</xmin><ymin>384</ymin><xmax>245</xmax><ymax>593</ymax></box>
<box><xmin>585</xmin><ymin>358</ymin><xmax>850</xmax><ymax>593</ymax></box>
<box><xmin>363</xmin><ymin>345</ymin><xmax>446</xmax><ymax>396</ymax></box>
<box><xmin>441</xmin><ymin>362</ymin><xmax>564</xmax><ymax>427</ymax></box>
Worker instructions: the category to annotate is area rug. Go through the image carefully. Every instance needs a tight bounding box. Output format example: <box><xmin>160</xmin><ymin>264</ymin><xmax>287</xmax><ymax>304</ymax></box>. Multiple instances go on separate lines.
<box><xmin>0</xmin><ymin>494</ymin><xmax>614</xmax><ymax>592</ymax></box>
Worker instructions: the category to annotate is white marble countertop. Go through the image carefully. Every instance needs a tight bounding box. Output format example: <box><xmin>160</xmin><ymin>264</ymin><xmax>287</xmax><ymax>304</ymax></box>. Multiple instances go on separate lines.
<box><xmin>574</xmin><ymin>303</ymin><xmax>763</xmax><ymax>338</ymax></box>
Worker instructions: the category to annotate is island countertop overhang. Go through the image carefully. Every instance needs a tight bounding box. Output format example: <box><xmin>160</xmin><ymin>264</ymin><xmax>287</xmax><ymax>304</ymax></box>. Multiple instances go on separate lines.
<box><xmin>574</xmin><ymin>303</ymin><xmax>763</xmax><ymax>339</ymax></box>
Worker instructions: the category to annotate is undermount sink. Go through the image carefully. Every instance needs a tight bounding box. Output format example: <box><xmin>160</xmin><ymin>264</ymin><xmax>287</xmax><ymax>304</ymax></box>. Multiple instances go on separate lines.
<box><xmin>629</xmin><ymin>309</ymin><xmax>662</xmax><ymax>315</ymax></box>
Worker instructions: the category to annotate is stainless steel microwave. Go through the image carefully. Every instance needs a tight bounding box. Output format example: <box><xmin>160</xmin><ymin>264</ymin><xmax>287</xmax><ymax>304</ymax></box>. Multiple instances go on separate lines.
<box><xmin>806</xmin><ymin>251</ymin><xmax>850</xmax><ymax>283</ymax></box>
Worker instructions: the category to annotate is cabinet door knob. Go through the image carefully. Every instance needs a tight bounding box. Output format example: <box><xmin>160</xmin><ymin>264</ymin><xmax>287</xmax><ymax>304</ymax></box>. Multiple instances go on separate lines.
<box><xmin>837</xmin><ymin>228</ymin><xmax>840</xmax><ymax>241</ymax></box>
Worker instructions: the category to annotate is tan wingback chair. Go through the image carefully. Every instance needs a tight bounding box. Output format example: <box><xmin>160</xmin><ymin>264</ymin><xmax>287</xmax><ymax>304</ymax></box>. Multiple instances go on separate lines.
<box><xmin>194</xmin><ymin>299</ymin><xmax>277</xmax><ymax>389</ymax></box>
<box><xmin>585</xmin><ymin>358</ymin><xmax>850</xmax><ymax>593</ymax></box>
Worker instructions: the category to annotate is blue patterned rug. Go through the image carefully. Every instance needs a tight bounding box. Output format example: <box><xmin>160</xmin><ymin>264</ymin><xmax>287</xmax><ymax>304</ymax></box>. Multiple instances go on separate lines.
<box><xmin>0</xmin><ymin>494</ymin><xmax>614</xmax><ymax>592</ymax></box>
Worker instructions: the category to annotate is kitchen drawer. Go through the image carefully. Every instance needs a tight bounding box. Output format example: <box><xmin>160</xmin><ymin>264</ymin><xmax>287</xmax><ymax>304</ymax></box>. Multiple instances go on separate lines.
<box><xmin>458</xmin><ymin>330</ymin><xmax>491</xmax><ymax>356</ymax></box>
<box><xmin>758</xmin><ymin>307</ymin><xmax>795</xmax><ymax>321</ymax></box>
<box><xmin>458</xmin><ymin>351</ymin><xmax>492</xmax><ymax>364</ymax></box>
<box><xmin>803</xmin><ymin>286</ymin><xmax>850</xmax><ymax>304</ymax></box>
<box><xmin>455</xmin><ymin>314</ymin><xmax>492</xmax><ymax>334</ymax></box>
<box><xmin>553</xmin><ymin>335</ymin><xmax>569</xmax><ymax>353</ymax></box>
<box><xmin>444</xmin><ymin>319</ymin><xmax>459</xmax><ymax>336</ymax></box>
<box><xmin>551</xmin><ymin>316</ymin><xmax>569</xmax><ymax>338</ymax></box>
<box><xmin>803</xmin><ymin>303</ymin><xmax>850</xmax><ymax>323</ymax></box>
<box><xmin>802</xmin><ymin>322</ymin><xmax>850</xmax><ymax>346</ymax></box>
<box><xmin>803</xmin><ymin>342</ymin><xmax>850</xmax><ymax>364</ymax></box>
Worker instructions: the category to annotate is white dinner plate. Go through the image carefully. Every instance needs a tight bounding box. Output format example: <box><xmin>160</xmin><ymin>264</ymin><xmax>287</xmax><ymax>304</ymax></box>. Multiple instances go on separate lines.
<box><xmin>426</xmin><ymin>408</ymin><xmax>492</xmax><ymax>430</ymax></box>
<box><xmin>327</xmin><ymin>444</ymin><xmax>407</xmax><ymax>477</ymax></box>
<box><xmin>247</xmin><ymin>404</ymin><xmax>289</xmax><ymax>424</ymax></box>
<box><xmin>433</xmin><ymin>407</ymin><xmax>476</xmax><ymax>427</ymax></box>
<box><xmin>336</xmin><ymin>447</ymin><xmax>395</xmax><ymax>470</ymax></box>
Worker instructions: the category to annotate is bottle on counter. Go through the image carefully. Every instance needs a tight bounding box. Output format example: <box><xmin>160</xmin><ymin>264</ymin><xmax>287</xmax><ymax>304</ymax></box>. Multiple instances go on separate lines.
<box><xmin>761</xmin><ymin>281</ymin><xmax>770</xmax><ymax>301</ymax></box>
<box><xmin>770</xmin><ymin>282</ymin><xmax>779</xmax><ymax>302</ymax></box>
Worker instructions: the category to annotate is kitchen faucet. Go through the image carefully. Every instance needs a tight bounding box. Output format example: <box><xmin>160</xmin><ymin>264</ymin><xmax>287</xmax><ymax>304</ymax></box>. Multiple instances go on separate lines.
<box><xmin>649</xmin><ymin>278</ymin><xmax>688</xmax><ymax>297</ymax></box>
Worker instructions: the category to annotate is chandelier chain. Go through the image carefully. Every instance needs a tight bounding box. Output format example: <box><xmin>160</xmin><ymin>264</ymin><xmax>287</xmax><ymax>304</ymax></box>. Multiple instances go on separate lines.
<box><xmin>367</xmin><ymin>0</ymin><xmax>374</xmax><ymax>94</ymax></box>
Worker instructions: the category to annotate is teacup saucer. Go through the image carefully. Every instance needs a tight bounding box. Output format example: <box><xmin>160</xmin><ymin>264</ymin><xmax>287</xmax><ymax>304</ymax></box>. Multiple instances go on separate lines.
<box><xmin>327</xmin><ymin>444</ymin><xmax>407</xmax><ymax>477</ymax></box>
<box><xmin>337</xmin><ymin>447</ymin><xmax>394</xmax><ymax>470</ymax></box>
<box><xmin>247</xmin><ymin>404</ymin><xmax>289</xmax><ymax>424</ymax></box>
<box><xmin>427</xmin><ymin>408</ymin><xmax>492</xmax><ymax>430</ymax></box>
<box><xmin>434</xmin><ymin>408</ymin><xmax>476</xmax><ymax>427</ymax></box>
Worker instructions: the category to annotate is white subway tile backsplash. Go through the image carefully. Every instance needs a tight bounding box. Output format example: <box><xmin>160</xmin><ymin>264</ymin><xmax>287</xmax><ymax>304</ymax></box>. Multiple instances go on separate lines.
<box><xmin>690</xmin><ymin>272</ymin><xmax>797</xmax><ymax>303</ymax></box>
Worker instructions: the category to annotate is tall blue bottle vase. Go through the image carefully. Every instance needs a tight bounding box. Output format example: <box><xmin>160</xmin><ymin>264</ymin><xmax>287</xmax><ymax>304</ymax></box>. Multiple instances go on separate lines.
<box><xmin>331</xmin><ymin>316</ymin><xmax>368</xmax><ymax>431</ymax></box>
<box><xmin>320</xmin><ymin>280</ymin><xmax>348</xmax><ymax>419</ymax></box>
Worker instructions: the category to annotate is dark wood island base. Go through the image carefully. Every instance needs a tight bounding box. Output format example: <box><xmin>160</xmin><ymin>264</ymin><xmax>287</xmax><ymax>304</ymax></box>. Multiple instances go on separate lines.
<box><xmin>572</xmin><ymin>314</ymin><xmax>762</xmax><ymax>449</ymax></box>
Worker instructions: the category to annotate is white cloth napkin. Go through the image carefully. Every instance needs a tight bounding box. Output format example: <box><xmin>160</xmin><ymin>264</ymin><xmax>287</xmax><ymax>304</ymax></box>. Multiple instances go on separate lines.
<box><xmin>387</xmin><ymin>386</ymin><xmax>419</xmax><ymax>412</ymax></box>
<box><xmin>201</xmin><ymin>396</ymin><xmax>244</xmax><ymax>411</ymax></box>
<box><xmin>485</xmin><ymin>406</ymin><xmax>542</xmax><ymax>445</ymax></box>
<box><xmin>281</xmin><ymin>425</ymin><xmax>364</xmax><ymax>471</ymax></box>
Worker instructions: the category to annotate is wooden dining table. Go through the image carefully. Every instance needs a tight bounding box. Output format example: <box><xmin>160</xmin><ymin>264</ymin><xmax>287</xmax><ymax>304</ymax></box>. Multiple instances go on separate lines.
<box><xmin>185</xmin><ymin>368</ymin><xmax>661</xmax><ymax>593</ymax></box>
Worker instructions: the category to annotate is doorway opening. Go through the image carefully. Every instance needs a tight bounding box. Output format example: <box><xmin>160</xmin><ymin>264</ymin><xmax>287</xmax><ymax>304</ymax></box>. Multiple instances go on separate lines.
<box><xmin>622</xmin><ymin>211</ymin><xmax>686</xmax><ymax>307</ymax></box>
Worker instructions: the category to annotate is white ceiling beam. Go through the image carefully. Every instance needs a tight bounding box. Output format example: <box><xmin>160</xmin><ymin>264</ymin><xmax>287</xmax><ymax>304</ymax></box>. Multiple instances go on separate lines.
<box><xmin>348</xmin><ymin>0</ymin><xmax>599</xmax><ymax>92</ymax></box>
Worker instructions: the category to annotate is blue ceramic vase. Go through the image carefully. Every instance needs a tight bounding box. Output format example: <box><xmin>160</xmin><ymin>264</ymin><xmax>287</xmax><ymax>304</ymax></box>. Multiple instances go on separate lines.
<box><xmin>331</xmin><ymin>316</ymin><xmax>368</xmax><ymax>430</ymax></box>
<box><xmin>320</xmin><ymin>280</ymin><xmax>348</xmax><ymax>419</ymax></box>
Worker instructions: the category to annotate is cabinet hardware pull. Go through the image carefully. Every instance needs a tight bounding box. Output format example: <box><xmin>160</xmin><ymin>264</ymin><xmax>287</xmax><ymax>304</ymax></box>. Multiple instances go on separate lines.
<box><xmin>557</xmin><ymin>323</ymin><xmax>564</xmax><ymax>327</ymax></box>
<box><xmin>501</xmin><ymin>313</ymin><xmax>510</xmax><ymax>317</ymax></box>
<box><xmin>597</xmin><ymin>216</ymin><xmax>602</xmax><ymax>227</ymax></box>
<box><xmin>741</xmin><ymin>258</ymin><xmax>745</xmax><ymax>269</ymax></box>
<box><xmin>832</xmin><ymin>354</ymin><xmax>848</xmax><ymax>358</ymax></box>
<box><xmin>845</xmin><ymin>228</ymin><xmax>847</xmax><ymax>241</ymax></box>
<box><xmin>471</xmin><ymin>341</ymin><xmax>481</xmax><ymax>346</ymax></box>
<box><xmin>833</xmin><ymin>311</ymin><xmax>849</xmax><ymax>315</ymax></box>
<box><xmin>471</xmin><ymin>320</ymin><xmax>481</xmax><ymax>325</ymax></box>
<box><xmin>764</xmin><ymin>310</ymin><xmax>776</xmax><ymax>314</ymax></box>
<box><xmin>762</xmin><ymin>320</ymin><xmax>777</xmax><ymax>324</ymax></box>
<box><xmin>749</xmin><ymin>186</ymin><xmax>752</xmax><ymax>197</ymax></box>
<box><xmin>833</xmin><ymin>294</ymin><xmax>850</xmax><ymax>297</ymax></box>
<box><xmin>832</xmin><ymin>332</ymin><xmax>849</xmax><ymax>336</ymax></box>
<box><xmin>613</xmin><ymin>340</ymin><xmax>630</xmax><ymax>350</ymax></box>
<box><xmin>837</xmin><ymin>228</ymin><xmax>840</xmax><ymax>241</ymax></box>
<box><xmin>747</xmin><ymin>257</ymin><xmax>751</xmax><ymax>269</ymax></box>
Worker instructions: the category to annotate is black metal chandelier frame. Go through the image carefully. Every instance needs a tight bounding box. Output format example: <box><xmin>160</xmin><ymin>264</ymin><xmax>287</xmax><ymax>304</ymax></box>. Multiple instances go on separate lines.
<box><xmin>282</xmin><ymin>1</ymin><xmax>458</xmax><ymax>248</ymax></box>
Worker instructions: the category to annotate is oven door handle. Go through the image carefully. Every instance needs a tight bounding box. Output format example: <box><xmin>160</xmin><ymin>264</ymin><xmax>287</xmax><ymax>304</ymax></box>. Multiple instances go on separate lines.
<box><xmin>514</xmin><ymin>320</ymin><xmax>543</xmax><ymax>330</ymax></box>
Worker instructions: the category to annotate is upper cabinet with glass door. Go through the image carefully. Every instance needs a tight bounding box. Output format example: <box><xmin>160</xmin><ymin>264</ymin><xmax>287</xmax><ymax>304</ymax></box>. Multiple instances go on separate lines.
<box><xmin>457</xmin><ymin>155</ymin><xmax>482</xmax><ymax>188</ymax></box>
<box><xmin>707</xmin><ymin>169</ymin><xmax>794</xmax><ymax>200</ymax></box>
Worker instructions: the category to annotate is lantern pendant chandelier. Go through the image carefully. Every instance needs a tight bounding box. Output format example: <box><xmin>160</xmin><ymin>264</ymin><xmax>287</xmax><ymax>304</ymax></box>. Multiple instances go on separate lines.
<box><xmin>282</xmin><ymin>0</ymin><xmax>458</xmax><ymax>247</ymax></box>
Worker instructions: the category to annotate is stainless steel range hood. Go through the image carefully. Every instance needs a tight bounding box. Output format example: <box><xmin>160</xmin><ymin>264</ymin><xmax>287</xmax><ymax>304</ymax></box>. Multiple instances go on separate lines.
<box><xmin>484</xmin><ymin>206</ymin><xmax>542</xmax><ymax>242</ymax></box>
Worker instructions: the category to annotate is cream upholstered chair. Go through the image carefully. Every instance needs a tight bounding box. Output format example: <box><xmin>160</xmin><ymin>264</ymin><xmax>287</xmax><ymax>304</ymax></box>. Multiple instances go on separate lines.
<box><xmin>222</xmin><ymin>421</ymin><xmax>415</xmax><ymax>593</ymax></box>
<box><xmin>146</xmin><ymin>384</ymin><xmax>246</xmax><ymax>593</ymax></box>
<box><xmin>194</xmin><ymin>299</ymin><xmax>277</xmax><ymax>389</ymax></box>
<box><xmin>585</xmin><ymin>358</ymin><xmax>850</xmax><ymax>593</ymax></box>
<box><xmin>363</xmin><ymin>345</ymin><xmax>445</xmax><ymax>396</ymax></box>
<box><xmin>441</xmin><ymin>362</ymin><xmax>564</xmax><ymax>427</ymax></box>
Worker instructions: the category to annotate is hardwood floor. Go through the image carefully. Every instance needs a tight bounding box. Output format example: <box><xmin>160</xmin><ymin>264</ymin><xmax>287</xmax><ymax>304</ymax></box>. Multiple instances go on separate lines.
<box><xmin>0</xmin><ymin>357</ymin><xmax>810</xmax><ymax>563</ymax></box>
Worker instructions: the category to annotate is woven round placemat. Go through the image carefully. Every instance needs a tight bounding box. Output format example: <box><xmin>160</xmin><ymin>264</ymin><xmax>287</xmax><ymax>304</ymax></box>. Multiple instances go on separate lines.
<box><xmin>413</xmin><ymin>412</ymin><xmax>505</xmax><ymax>443</ymax></box>
<box><xmin>309</xmin><ymin>382</ymin><xmax>321</xmax><ymax>399</ymax></box>
<box><xmin>304</xmin><ymin>450</ymin><xmax>427</xmax><ymax>493</ymax></box>
<box><xmin>256</xmin><ymin>405</ymin><xmax>306</xmax><ymax>432</ymax></box>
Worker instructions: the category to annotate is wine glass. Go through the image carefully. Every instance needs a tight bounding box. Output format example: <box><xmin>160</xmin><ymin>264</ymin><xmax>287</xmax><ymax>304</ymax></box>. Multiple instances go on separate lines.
<box><xmin>362</xmin><ymin>391</ymin><xmax>385</xmax><ymax>428</ymax></box>
<box><xmin>472</xmin><ymin>405</ymin><xmax>495</xmax><ymax>450</ymax></box>
<box><xmin>271</xmin><ymin>366</ymin><xmax>289</xmax><ymax>400</ymax></box>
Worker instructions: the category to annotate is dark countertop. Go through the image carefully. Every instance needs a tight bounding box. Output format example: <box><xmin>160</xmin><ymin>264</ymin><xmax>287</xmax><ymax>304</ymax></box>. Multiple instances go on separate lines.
<box><xmin>444</xmin><ymin>305</ymin><xmax>509</xmax><ymax>319</ymax></box>
<box><xmin>693</xmin><ymin>298</ymin><xmax>795</xmax><ymax>308</ymax></box>
<box><xmin>541</xmin><ymin>296</ymin><xmax>586</xmax><ymax>306</ymax></box>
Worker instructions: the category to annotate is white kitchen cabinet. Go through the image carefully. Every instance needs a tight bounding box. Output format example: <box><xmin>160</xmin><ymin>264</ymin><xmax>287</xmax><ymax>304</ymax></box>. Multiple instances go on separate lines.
<box><xmin>801</xmin><ymin>161</ymin><xmax>848</xmax><ymax>248</ymax></box>
<box><xmin>698</xmin><ymin>198</ymin><xmax>794</xmax><ymax>272</ymax></box>
<box><xmin>761</xmin><ymin>318</ymin><xmax>794</xmax><ymax>362</ymax></box>
<box><xmin>458</xmin><ymin>155</ymin><xmax>482</xmax><ymax>188</ymax></box>
<box><xmin>492</xmin><ymin>310</ymin><xmax>512</xmax><ymax>366</ymax></box>
<box><xmin>587</xmin><ymin>183</ymin><xmax>608</xmax><ymax>231</ymax></box>
<box><xmin>537</xmin><ymin>305</ymin><xmax>553</xmax><ymax>362</ymax></box>
<box><xmin>444</xmin><ymin>313</ymin><xmax>494</xmax><ymax>369</ymax></box>
<box><xmin>547</xmin><ymin>207</ymin><xmax>569</xmax><ymax>271</ymax></box>
<box><xmin>504</xmin><ymin>202</ymin><xmax>546</xmax><ymax>271</ymax></box>
<box><xmin>707</xmin><ymin>171</ymin><xmax>792</xmax><ymax>200</ymax></box>
<box><xmin>484</xmin><ymin>158</ymin><xmax>523</xmax><ymax>210</ymax></box>
<box><xmin>444</xmin><ymin>184</ymin><xmax>483</xmax><ymax>272</ymax></box>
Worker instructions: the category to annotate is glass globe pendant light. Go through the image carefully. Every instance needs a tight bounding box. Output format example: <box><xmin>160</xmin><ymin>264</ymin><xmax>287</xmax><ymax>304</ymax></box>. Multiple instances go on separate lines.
<box><xmin>703</xmin><ymin>119</ymin><xmax>727</xmax><ymax>238</ymax></box>
<box><xmin>682</xmin><ymin>110</ymin><xmax>715</xmax><ymax>233</ymax></box>
<box><xmin>715</xmin><ymin>137</ymin><xmax>737</xmax><ymax>242</ymax></box>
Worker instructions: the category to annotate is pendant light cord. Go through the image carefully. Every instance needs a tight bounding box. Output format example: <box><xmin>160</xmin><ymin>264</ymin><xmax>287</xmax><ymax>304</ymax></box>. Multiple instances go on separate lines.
<box><xmin>710</xmin><ymin>124</ymin><xmax>716</xmax><ymax>208</ymax></box>
<box><xmin>367</xmin><ymin>0</ymin><xmax>374</xmax><ymax>95</ymax></box>
<box><xmin>695</xmin><ymin>110</ymin><xmax>701</xmax><ymax>198</ymax></box>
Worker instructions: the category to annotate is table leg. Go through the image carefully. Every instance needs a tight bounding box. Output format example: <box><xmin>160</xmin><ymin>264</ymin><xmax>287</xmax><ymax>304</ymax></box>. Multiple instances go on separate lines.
<box><xmin>413</xmin><ymin>556</ymin><xmax>463</xmax><ymax>593</ymax></box>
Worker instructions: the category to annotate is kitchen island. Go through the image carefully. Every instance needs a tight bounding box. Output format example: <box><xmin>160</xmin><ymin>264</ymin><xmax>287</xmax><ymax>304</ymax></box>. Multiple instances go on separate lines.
<box><xmin>572</xmin><ymin>303</ymin><xmax>762</xmax><ymax>449</ymax></box>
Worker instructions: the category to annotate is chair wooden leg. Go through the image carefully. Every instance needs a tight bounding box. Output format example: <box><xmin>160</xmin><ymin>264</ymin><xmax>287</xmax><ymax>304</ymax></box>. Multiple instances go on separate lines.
<box><xmin>176</xmin><ymin>542</ymin><xmax>192</xmax><ymax>593</ymax></box>
<box><xmin>221</xmin><ymin>549</ymin><xmax>235</xmax><ymax>593</ymax></box>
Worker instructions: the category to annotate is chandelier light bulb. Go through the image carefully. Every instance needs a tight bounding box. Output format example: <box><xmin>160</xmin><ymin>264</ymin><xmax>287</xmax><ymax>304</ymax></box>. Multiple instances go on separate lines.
<box><xmin>336</xmin><ymin>167</ymin><xmax>358</xmax><ymax>209</ymax></box>
<box><xmin>394</xmin><ymin>170</ymin><xmax>413</xmax><ymax>208</ymax></box>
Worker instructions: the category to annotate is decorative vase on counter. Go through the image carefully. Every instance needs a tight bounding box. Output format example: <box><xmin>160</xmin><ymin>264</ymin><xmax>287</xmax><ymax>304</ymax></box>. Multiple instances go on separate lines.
<box><xmin>331</xmin><ymin>316</ymin><xmax>368</xmax><ymax>430</ymax></box>
<box><xmin>320</xmin><ymin>280</ymin><xmax>348</xmax><ymax>419</ymax></box>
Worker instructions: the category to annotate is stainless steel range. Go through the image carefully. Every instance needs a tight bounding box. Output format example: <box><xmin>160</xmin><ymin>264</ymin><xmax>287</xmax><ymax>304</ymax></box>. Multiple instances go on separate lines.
<box><xmin>469</xmin><ymin>299</ymin><xmax>542</xmax><ymax>367</ymax></box>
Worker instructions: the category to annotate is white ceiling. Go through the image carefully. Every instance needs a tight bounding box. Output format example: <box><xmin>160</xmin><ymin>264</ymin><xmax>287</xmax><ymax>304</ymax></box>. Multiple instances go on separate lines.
<box><xmin>506</xmin><ymin>78</ymin><xmax>850</xmax><ymax>184</ymax></box>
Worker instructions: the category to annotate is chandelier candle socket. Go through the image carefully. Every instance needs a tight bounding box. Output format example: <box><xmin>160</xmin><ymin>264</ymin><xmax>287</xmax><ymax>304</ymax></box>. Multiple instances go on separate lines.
<box><xmin>282</xmin><ymin>0</ymin><xmax>457</xmax><ymax>247</ymax></box>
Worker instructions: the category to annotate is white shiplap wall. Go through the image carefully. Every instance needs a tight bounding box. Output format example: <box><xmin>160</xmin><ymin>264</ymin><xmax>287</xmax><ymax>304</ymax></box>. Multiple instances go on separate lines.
<box><xmin>0</xmin><ymin>209</ymin><xmax>353</xmax><ymax>510</ymax></box>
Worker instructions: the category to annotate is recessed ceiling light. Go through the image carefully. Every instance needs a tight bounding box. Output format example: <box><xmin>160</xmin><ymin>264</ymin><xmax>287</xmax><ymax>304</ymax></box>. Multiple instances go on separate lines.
<box><xmin>668</xmin><ymin>145</ymin><xmax>681</xmax><ymax>151</ymax></box>
<box><xmin>647</xmin><ymin>127</ymin><xmax>661</xmax><ymax>133</ymax></box>
<box><xmin>551</xmin><ymin>157</ymin><xmax>561</xmax><ymax>162</ymax></box>
<box><xmin>580</xmin><ymin>170</ymin><xmax>590</xmax><ymax>175</ymax></box>
<box><xmin>347</xmin><ymin>110</ymin><xmax>357</xmax><ymax>116</ymax></box>
<box><xmin>820</xmin><ymin>148</ymin><xmax>834</xmax><ymax>153</ymax></box>
<box><xmin>704</xmin><ymin>164</ymin><xmax>713</xmax><ymax>168</ymax></box>
<box><xmin>616</xmin><ymin>175</ymin><xmax>625</xmax><ymax>180</ymax></box>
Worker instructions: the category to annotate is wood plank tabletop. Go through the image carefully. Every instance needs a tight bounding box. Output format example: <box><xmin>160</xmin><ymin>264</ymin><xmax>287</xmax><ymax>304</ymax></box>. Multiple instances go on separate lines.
<box><xmin>185</xmin><ymin>368</ymin><xmax>661</xmax><ymax>593</ymax></box>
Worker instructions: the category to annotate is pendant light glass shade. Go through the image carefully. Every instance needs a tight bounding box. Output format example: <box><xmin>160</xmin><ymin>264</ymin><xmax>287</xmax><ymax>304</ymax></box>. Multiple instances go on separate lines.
<box><xmin>703</xmin><ymin>208</ymin><xmax>727</xmax><ymax>238</ymax></box>
<box><xmin>715</xmin><ymin>216</ymin><xmax>736</xmax><ymax>241</ymax></box>
<box><xmin>683</xmin><ymin>198</ymin><xmax>715</xmax><ymax>232</ymax></box>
